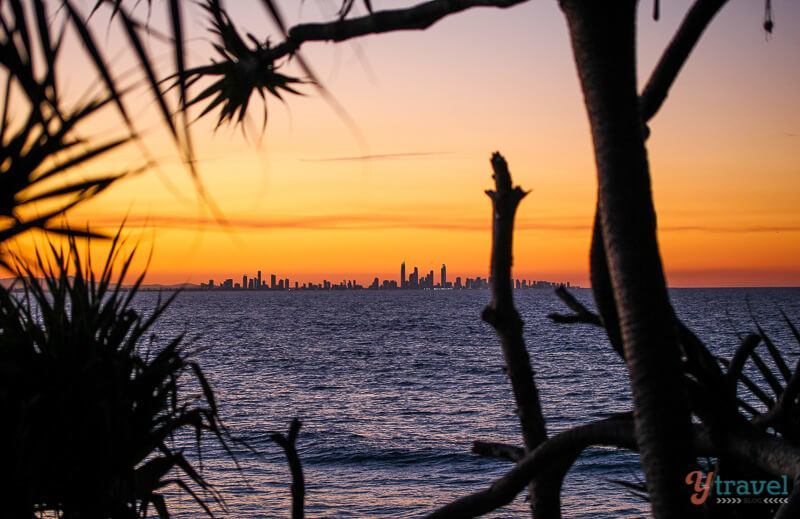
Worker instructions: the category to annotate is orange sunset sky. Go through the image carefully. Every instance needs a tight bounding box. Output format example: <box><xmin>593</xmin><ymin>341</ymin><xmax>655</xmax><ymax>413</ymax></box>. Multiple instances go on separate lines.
<box><xmin>10</xmin><ymin>0</ymin><xmax>800</xmax><ymax>287</ymax></box>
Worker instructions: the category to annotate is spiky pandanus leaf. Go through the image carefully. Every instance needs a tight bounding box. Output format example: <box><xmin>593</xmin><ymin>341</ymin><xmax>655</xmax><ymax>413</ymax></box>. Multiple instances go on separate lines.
<box><xmin>176</xmin><ymin>1</ymin><xmax>305</xmax><ymax>130</ymax></box>
<box><xmin>726</xmin><ymin>318</ymin><xmax>800</xmax><ymax>441</ymax></box>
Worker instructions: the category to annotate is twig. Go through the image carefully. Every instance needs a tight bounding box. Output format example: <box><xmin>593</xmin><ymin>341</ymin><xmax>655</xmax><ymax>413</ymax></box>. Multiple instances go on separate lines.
<box><xmin>547</xmin><ymin>286</ymin><xmax>602</xmax><ymax>327</ymax></box>
<box><xmin>472</xmin><ymin>441</ymin><xmax>524</xmax><ymax>463</ymax></box>
<box><xmin>639</xmin><ymin>0</ymin><xmax>728</xmax><ymax>122</ymax></box>
<box><xmin>270</xmin><ymin>418</ymin><xmax>305</xmax><ymax>519</ymax></box>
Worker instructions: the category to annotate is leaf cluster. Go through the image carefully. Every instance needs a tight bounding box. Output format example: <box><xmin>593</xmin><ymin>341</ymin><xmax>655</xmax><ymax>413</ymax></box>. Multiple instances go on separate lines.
<box><xmin>0</xmin><ymin>233</ymin><xmax>229</xmax><ymax>517</ymax></box>
<box><xmin>177</xmin><ymin>1</ymin><xmax>304</xmax><ymax>130</ymax></box>
<box><xmin>0</xmin><ymin>0</ymin><xmax>135</xmax><ymax>245</ymax></box>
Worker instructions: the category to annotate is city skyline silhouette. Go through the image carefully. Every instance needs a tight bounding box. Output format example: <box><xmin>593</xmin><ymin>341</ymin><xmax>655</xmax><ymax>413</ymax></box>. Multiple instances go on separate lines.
<box><xmin>199</xmin><ymin>261</ymin><xmax>575</xmax><ymax>291</ymax></box>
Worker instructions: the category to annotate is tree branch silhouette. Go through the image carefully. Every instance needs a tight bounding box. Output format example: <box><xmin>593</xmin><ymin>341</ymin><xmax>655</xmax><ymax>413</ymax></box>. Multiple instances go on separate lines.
<box><xmin>267</xmin><ymin>0</ymin><xmax>529</xmax><ymax>61</ymax></box>
<box><xmin>428</xmin><ymin>415</ymin><xmax>640</xmax><ymax>519</ymax></box>
<box><xmin>432</xmin><ymin>413</ymin><xmax>800</xmax><ymax>519</ymax></box>
<box><xmin>270</xmin><ymin>419</ymin><xmax>305</xmax><ymax>519</ymax></box>
<box><xmin>640</xmin><ymin>0</ymin><xmax>729</xmax><ymax>123</ymax></box>
<box><xmin>480</xmin><ymin>153</ymin><xmax>556</xmax><ymax>515</ymax></box>
<box><xmin>471</xmin><ymin>441</ymin><xmax>524</xmax><ymax>463</ymax></box>
<box><xmin>482</xmin><ymin>153</ymin><xmax>545</xmax><ymax>451</ymax></box>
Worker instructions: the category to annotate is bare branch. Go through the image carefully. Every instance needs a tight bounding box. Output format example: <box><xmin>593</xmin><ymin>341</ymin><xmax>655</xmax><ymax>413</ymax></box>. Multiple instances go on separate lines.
<box><xmin>431</xmin><ymin>416</ymin><xmax>800</xmax><ymax>518</ymax></box>
<box><xmin>269</xmin><ymin>0</ymin><xmax>529</xmax><ymax>61</ymax></box>
<box><xmin>270</xmin><ymin>418</ymin><xmax>305</xmax><ymax>519</ymax></box>
<box><xmin>472</xmin><ymin>441</ymin><xmax>524</xmax><ymax>463</ymax></box>
<box><xmin>481</xmin><ymin>152</ymin><xmax>545</xmax><ymax>453</ymax></box>
<box><xmin>639</xmin><ymin>0</ymin><xmax>728</xmax><ymax>122</ymax></box>
<box><xmin>481</xmin><ymin>152</ymin><xmax>553</xmax><ymax>516</ymax></box>
<box><xmin>547</xmin><ymin>286</ymin><xmax>603</xmax><ymax>327</ymax></box>
<box><xmin>546</xmin><ymin>313</ymin><xmax>596</xmax><ymax>325</ymax></box>
<box><xmin>427</xmin><ymin>415</ymin><xmax>639</xmax><ymax>518</ymax></box>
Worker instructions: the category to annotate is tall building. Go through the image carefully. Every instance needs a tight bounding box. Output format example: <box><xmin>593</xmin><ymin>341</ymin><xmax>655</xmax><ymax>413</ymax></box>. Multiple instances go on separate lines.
<box><xmin>401</xmin><ymin>261</ymin><xmax>406</xmax><ymax>288</ymax></box>
<box><xmin>242</xmin><ymin>275</ymin><xmax>247</xmax><ymax>289</ymax></box>
<box><xmin>271</xmin><ymin>274</ymin><xmax>277</xmax><ymax>289</ymax></box>
<box><xmin>440</xmin><ymin>263</ymin><xmax>447</xmax><ymax>288</ymax></box>
<box><xmin>257</xmin><ymin>270</ymin><xmax>262</xmax><ymax>289</ymax></box>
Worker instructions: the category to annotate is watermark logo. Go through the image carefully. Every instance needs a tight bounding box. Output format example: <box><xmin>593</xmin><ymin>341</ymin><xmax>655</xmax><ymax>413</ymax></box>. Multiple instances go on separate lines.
<box><xmin>685</xmin><ymin>470</ymin><xmax>790</xmax><ymax>505</ymax></box>
<box><xmin>686</xmin><ymin>470</ymin><xmax>715</xmax><ymax>505</ymax></box>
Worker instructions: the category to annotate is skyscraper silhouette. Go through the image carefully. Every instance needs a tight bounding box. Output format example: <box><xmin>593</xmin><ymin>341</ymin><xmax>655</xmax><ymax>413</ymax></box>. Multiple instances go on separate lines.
<box><xmin>441</xmin><ymin>263</ymin><xmax>447</xmax><ymax>288</ymax></box>
<box><xmin>401</xmin><ymin>261</ymin><xmax>406</xmax><ymax>288</ymax></box>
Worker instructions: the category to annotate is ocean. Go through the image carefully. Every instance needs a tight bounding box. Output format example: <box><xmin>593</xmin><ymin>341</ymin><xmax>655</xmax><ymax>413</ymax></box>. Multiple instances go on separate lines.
<box><xmin>136</xmin><ymin>287</ymin><xmax>800</xmax><ymax>518</ymax></box>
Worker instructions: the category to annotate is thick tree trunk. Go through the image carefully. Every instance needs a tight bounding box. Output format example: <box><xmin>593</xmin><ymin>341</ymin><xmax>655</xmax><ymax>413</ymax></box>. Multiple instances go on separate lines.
<box><xmin>560</xmin><ymin>1</ymin><xmax>695</xmax><ymax>516</ymax></box>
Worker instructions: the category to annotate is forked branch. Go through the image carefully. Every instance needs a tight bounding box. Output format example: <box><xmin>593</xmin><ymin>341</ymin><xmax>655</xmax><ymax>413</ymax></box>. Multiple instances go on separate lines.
<box><xmin>481</xmin><ymin>153</ymin><xmax>545</xmax><ymax>452</ymax></box>
<box><xmin>547</xmin><ymin>286</ymin><xmax>602</xmax><ymax>327</ymax></box>
<box><xmin>270</xmin><ymin>418</ymin><xmax>305</xmax><ymax>519</ymax></box>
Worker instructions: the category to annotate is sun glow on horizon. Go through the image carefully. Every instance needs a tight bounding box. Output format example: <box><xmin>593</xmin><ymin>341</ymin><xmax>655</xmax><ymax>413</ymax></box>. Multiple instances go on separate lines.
<box><xmin>5</xmin><ymin>0</ymin><xmax>800</xmax><ymax>288</ymax></box>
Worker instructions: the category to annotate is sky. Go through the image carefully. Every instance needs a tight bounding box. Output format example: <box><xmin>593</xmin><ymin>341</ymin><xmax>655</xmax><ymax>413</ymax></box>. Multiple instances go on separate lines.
<box><xmin>10</xmin><ymin>0</ymin><xmax>800</xmax><ymax>287</ymax></box>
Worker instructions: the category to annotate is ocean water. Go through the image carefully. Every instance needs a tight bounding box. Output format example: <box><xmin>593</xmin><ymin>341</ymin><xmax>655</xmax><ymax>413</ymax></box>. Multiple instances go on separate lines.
<box><xmin>134</xmin><ymin>288</ymin><xmax>800</xmax><ymax>518</ymax></box>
